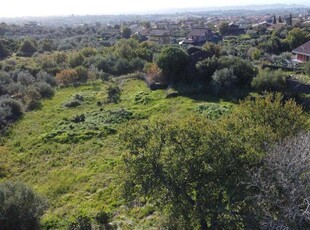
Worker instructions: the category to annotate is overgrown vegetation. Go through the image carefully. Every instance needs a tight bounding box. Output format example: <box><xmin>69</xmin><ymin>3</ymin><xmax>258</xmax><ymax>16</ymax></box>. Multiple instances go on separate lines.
<box><xmin>0</xmin><ymin>13</ymin><xmax>310</xmax><ymax>230</ymax></box>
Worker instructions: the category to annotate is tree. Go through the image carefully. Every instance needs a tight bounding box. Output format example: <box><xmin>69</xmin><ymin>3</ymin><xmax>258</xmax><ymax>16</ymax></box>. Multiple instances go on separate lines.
<box><xmin>121</xmin><ymin>93</ymin><xmax>306</xmax><ymax>229</ymax></box>
<box><xmin>106</xmin><ymin>84</ymin><xmax>121</xmax><ymax>103</ymax></box>
<box><xmin>273</xmin><ymin>14</ymin><xmax>277</xmax><ymax>24</ymax></box>
<box><xmin>285</xmin><ymin>28</ymin><xmax>310</xmax><ymax>49</ymax></box>
<box><xmin>0</xmin><ymin>40</ymin><xmax>9</xmax><ymax>59</ymax></box>
<box><xmin>202</xmin><ymin>43</ymin><xmax>221</xmax><ymax>58</ymax></box>
<box><xmin>251</xmin><ymin>69</ymin><xmax>287</xmax><ymax>92</ymax></box>
<box><xmin>18</xmin><ymin>38</ymin><xmax>37</xmax><ymax>57</ymax></box>
<box><xmin>0</xmin><ymin>181</ymin><xmax>48</xmax><ymax>230</ymax></box>
<box><xmin>121</xmin><ymin>27</ymin><xmax>132</xmax><ymax>39</ymax></box>
<box><xmin>248</xmin><ymin>132</ymin><xmax>310</xmax><ymax>229</ymax></box>
<box><xmin>211</xmin><ymin>68</ymin><xmax>237</xmax><ymax>95</ymax></box>
<box><xmin>56</xmin><ymin>69</ymin><xmax>78</xmax><ymax>86</ymax></box>
<box><xmin>0</xmin><ymin>98</ymin><xmax>23</xmax><ymax>120</ymax></box>
<box><xmin>287</xmin><ymin>13</ymin><xmax>293</xmax><ymax>26</ymax></box>
<box><xmin>218</xmin><ymin>22</ymin><xmax>229</xmax><ymax>35</ymax></box>
<box><xmin>68</xmin><ymin>52</ymin><xmax>85</xmax><ymax>68</ymax></box>
<box><xmin>196</xmin><ymin>56</ymin><xmax>219</xmax><ymax>82</ymax></box>
<box><xmin>219</xmin><ymin>56</ymin><xmax>258</xmax><ymax>87</ymax></box>
<box><xmin>156</xmin><ymin>46</ymin><xmax>189</xmax><ymax>82</ymax></box>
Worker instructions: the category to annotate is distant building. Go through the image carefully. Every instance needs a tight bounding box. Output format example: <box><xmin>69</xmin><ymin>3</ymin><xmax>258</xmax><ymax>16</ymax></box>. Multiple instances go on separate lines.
<box><xmin>149</xmin><ymin>30</ymin><xmax>171</xmax><ymax>44</ymax></box>
<box><xmin>292</xmin><ymin>40</ymin><xmax>310</xmax><ymax>62</ymax></box>
<box><xmin>188</xmin><ymin>29</ymin><xmax>210</xmax><ymax>44</ymax></box>
<box><xmin>227</xmin><ymin>22</ymin><xmax>245</xmax><ymax>35</ymax></box>
<box><xmin>267</xmin><ymin>23</ymin><xmax>286</xmax><ymax>32</ymax></box>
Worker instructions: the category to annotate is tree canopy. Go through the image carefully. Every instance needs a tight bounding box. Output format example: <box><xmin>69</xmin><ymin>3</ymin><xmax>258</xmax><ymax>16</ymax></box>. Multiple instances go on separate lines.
<box><xmin>156</xmin><ymin>46</ymin><xmax>189</xmax><ymax>82</ymax></box>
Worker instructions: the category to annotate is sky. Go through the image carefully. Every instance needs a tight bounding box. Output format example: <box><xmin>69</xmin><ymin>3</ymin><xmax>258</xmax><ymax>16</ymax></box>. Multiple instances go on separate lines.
<box><xmin>0</xmin><ymin>0</ymin><xmax>309</xmax><ymax>17</ymax></box>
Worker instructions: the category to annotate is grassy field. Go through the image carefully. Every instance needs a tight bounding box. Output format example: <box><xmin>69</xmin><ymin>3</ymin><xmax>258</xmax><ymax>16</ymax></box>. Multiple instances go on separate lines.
<box><xmin>0</xmin><ymin>77</ymin><xmax>234</xmax><ymax>229</ymax></box>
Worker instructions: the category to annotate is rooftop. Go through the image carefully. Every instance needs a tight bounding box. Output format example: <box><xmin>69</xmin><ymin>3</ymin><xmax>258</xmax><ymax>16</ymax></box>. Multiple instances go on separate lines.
<box><xmin>292</xmin><ymin>40</ymin><xmax>310</xmax><ymax>56</ymax></box>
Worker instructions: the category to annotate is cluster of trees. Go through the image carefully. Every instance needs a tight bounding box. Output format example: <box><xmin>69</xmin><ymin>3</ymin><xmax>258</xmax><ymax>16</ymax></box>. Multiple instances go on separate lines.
<box><xmin>122</xmin><ymin>93</ymin><xmax>308</xmax><ymax>229</ymax></box>
<box><xmin>0</xmin><ymin>69</ymin><xmax>55</xmax><ymax>131</ymax></box>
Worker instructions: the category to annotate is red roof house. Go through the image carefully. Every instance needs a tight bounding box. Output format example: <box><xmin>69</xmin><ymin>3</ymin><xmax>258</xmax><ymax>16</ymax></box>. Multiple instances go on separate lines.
<box><xmin>292</xmin><ymin>40</ymin><xmax>310</xmax><ymax>62</ymax></box>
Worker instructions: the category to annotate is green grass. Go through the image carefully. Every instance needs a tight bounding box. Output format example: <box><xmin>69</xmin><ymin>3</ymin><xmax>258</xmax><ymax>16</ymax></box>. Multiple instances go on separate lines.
<box><xmin>0</xmin><ymin>78</ymin><xmax>234</xmax><ymax>229</ymax></box>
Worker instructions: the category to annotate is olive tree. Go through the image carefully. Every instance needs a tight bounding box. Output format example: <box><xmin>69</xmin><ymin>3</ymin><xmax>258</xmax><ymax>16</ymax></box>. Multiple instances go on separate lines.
<box><xmin>0</xmin><ymin>181</ymin><xmax>48</xmax><ymax>230</ymax></box>
<box><xmin>156</xmin><ymin>46</ymin><xmax>189</xmax><ymax>82</ymax></box>
<box><xmin>121</xmin><ymin>93</ymin><xmax>306</xmax><ymax>229</ymax></box>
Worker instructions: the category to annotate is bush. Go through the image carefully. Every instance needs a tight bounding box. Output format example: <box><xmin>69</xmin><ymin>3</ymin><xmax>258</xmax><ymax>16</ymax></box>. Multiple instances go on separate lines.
<box><xmin>156</xmin><ymin>46</ymin><xmax>189</xmax><ymax>82</ymax></box>
<box><xmin>95</xmin><ymin>211</ymin><xmax>110</xmax><ymax>225</ymax></box>
<box><xmin>211</xmin><ymin>68</ymin><xmax>237</xmax><ymax>95</ymax></box>
<box><xmin>68</xmin><ymin>215</ymin><xmax>91</xmax><ymax>230</ymax></box>
<box><xmin>219</xmin><ymin>56</ymin><xmax>258</xmax><ymax>87</ymax></box>
<box><xmin>17</xmin><ymin>71</ymin><xmax>35</xmax><ymax>86</ymax></box>
<box><xmin>75</xmin><ymin>66</ymin><xmax>88</xmax><ymax>83</ymax></box>
<box><xmin>64</xmin><ymin>100</ymin><xmax>82</xmax><ymax>108</ymax></box>
<box><xmin>68</xmin><ymin>52</ymin><xmax>85</xmax><ymax>68</ymax></box>
<box><xmin>0</xmin><ymin>98</ymin><xmax>23</xmax><ymax>119</ymax></box>
<box><xmin>0</xmin><ymin>104</ymin><xmax>11</xmax><ymax>129</ymax></box>
<box><xmin>0</xmin><ymin>181</ymin><xmax>48</xmax><ymax>230</ymax></box>
<box><xmin>35</xmin><ymin>82</ymin><xmax>55</xmax><ymax>99</ymax></box>
<box><xmin>36</xmin><ymin>71</ymin><xmax>57</xmax><ymax>86</ymax></box>
<box><xmin>106</xmin><ymin>84</ymin><xmax>121</xmax><ymax>103</ymax></box>
<box><xmin>18</xmin><ymin>38</ymin><xmax>37</xmax><ymax>57</ymax></box>
<box><xmin>56</xmin><ymin>69</ymin><xmax>78</xmax><ymax>86</ymax></box>
<box><xmin>0</xmin><ymin>71</ymin><xmax>12</xmax><ymax>85</ymax></box>
<box><xmin>24</xmin><ymin>86</ymin><xmax>41</xmax><ymax>111</ymax></box>
<box><xmin>196</xmin><ymin>56</ymin><xmax>219</xmax><ymax>82</ymax></box>
<box><xmin>251</xmin><ymin>69</ymin><xmax>287</xmax><ymax>92</ymax></box>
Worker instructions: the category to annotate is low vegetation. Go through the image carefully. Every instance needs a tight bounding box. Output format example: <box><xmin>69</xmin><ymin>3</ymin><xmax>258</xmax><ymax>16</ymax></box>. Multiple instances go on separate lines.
<box><xmin>0</xmin><ymin>14</ymin><xmax>310</xmax><ymax>229</ymax></box>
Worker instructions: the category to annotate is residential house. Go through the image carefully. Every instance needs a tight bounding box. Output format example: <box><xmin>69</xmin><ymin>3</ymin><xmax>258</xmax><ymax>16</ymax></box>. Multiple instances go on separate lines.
<box><xmin>267</xmin><ymin>23</ymin><xmax>286</xmax><ymax>32</ymax></box>
<box><xmin>292</xmin><ymin>40</ymin><xmax>310</xmax><ymax>62</ymax></box>
<box><xmin>227</xmin><ymin>22</ymin><xmax>245</xmax><ymax>35</ymax></box>
<box><xmin>149</xmin><ymin>30</ymin><xmax>171</xmax><ymax>44</ymax></box>
<box><xmin>188</xmin><ymin>29</ymin><xmax>209</xmax><ymax>44</ymax></box>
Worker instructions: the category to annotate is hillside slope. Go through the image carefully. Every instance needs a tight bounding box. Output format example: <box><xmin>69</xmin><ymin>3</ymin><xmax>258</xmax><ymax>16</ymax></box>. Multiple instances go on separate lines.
<box><xmin>0</xmin><ymin>77</ymin><xmax>232</xmax><ymax>229</ymax></box>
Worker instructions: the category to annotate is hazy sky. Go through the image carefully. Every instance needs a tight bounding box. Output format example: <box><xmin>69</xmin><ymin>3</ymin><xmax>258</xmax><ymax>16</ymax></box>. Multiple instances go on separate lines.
<box><xmin>1</xmin><ymin>0</ymin><xmax>309</xmax><ymax>17</ymax></box>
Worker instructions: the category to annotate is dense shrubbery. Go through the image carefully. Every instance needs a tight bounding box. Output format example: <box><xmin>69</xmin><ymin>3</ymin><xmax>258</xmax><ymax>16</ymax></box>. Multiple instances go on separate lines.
<box><xmin>251</xmin><ymin>69</ymin><xmax>287</xmax><ymax>92</ymax></box>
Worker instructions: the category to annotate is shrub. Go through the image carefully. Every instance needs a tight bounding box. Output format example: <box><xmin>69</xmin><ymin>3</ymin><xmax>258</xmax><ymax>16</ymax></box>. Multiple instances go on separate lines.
<box><xmin>35</xmin><ymin>82</ymin><xmax>55</xmax><ymax>99</ymax></box>
<box><xmin>95</xmin><ymin>211</ymin><xmax>110</xmax><ymax>225</ymax></box>
<box><xmin>24</xmin><ymin>86</ymin><xmax>41</xmax><ymax>111</ymax></box>
<box><xmin>196</xmin><ymin>56</ymin><xmax>219</xmax><ymax>82</ymax></box>
<box><xmin>17</xmin><ymin>71</ymin><xmax>35</xmax><ymax>86</ymax></box>
<box><xmin>211</xmin><ymin>68</ymin><xmax>237</xmax><ymax>95</ymax></box>
<box><xmin>18</xmin><ymin>38</ymin><xmax>37</xmax><ymax>57</ymax></box>
<box><xmin>156</xmin><ymin>46</ymin><xmax>189</xmax><ymax>82</ymax></box>
<box><xmin>75</xmin><ymin>66</ymin><xmax>88</xmax><ymax>83</ymax></box>
<box><xmin>0</xmin><ymin>71</ymin><xmax>12</xmax><ymax>85</ymax></box>
<box><xmin>0</xmin><ymin>181</ymin><xmax>48</xmax><ymax>230</ymax></box>
<box><xmin>56</xmin><ymin>69</ymin><xmax>78</xmax><ymax>86</ymax></box>
<box><xmin>64</xmin><ymin>100</ymin><xmax>82</xmax><ymax>108</ymax></box>
<box><xmin>106</xmin><ymin>84</ymin><xmax>121</xmax><ymax>103</ymax></box>
<box><xmin>219</xmin><ymin>56</ymin><xmax>258</xmax><ymax>87</ymax></box>
<box><xmin>251</xmin><ymin>69</ymin><xmax>287</xmax><ymax>92</ymax></box>
<box><xmin>0</xmin><ymin>98</ymin><xmax>23</xmax><ymax>119</ymax></box>
<box><xmin>68</xmin><ymin>215</ymin><xmax>91</xmax><ymax>230</ymax></box>
<box><xmin>6</xmin><ymin>82</ymin><xmax>25</xmax><ymax>97</ymax></box>
<box><xmin>0</xmin><ymin>104</ymin><xmax>11</xmax><ymax>129</ymax></box>
<box><xmin>36</xmin><ymin>71</ymin><xmax>57</xmax><ymax>86</ymax></box>
<box><xmin>68</xmin><ymin>52</ymin><xmax>85</xmax><ymax>68</ymax></box>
